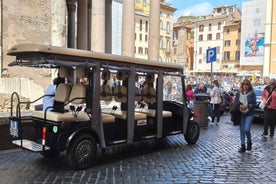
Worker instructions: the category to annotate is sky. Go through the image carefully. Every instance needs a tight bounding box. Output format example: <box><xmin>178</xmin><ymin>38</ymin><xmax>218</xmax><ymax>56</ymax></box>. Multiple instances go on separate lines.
<box><xmin>166</xmin><ymin>0</ymin><xmax>247</xmax><ymax>21</ymax></box>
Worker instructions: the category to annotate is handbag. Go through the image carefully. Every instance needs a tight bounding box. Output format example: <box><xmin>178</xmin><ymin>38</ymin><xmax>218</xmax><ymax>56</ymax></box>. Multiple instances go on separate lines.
<box><xmin>259</xmin><ymin>90</ymin><xmax>274</xmax><ymax>109</ymax></box>
<box><xmin>259</xmin><ymin>100</ymin><xmax>266</xmax><ymax>109</ymax></box>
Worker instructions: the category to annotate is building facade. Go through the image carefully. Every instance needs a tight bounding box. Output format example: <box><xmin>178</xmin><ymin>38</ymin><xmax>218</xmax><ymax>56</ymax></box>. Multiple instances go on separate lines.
<box><xmin>134</xmin><ymin>0</ymin><xmax>175</xmax><ymax>62</ymax></box>
<box><xmin>172</xmin><ymin>16</ymin><xmax>196</xmax><ymax>72</ymax></box>
<box><xmin>264</xmin><ymin>0</ymin><xmax>276</xmax><ymax>77</ymax></box>
<box><xmin>222</xmin><ymin>20</ymin><xmax>241</xmax><ymax>73</ymax></box>
<box><xmin>240</xmin><ymin>0</ymin><xmax>266</xmax><ymax>74</ymax></box>
<box><xmin>193</xmin><ymin>5</ymin><xmax>241</xmax><ymax>72</ymax></box>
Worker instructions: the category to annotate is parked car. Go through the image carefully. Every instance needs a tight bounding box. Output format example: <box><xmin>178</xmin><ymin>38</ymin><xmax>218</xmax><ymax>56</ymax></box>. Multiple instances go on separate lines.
<box><xmin>254</xmin><ymin>85</ymin><xmax>266</xmax><ymax>121</ymax></box>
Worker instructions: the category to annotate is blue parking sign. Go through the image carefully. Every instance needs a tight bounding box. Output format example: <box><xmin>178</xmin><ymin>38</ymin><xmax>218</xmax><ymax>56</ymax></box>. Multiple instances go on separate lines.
<box><xmin>206</xmin><ymin>47</ymin><xmax>217</xmax><ymax>63</ymax></box>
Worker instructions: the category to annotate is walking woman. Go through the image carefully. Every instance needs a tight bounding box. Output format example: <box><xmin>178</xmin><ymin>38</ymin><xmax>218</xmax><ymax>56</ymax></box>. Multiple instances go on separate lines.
<box><xmin>210</xmin><ymin>80</ymin><xmax>222</xmax><ymax>124</ymax></box>
<box><xmin>235</xmin><ymin>79</ymin><xmax>256</xmax><ymax>152</ymax></box>
<box><xmin>261</xmin><ymin>78</ymin><xmax>276</xmax><ymax>137</ymax></box>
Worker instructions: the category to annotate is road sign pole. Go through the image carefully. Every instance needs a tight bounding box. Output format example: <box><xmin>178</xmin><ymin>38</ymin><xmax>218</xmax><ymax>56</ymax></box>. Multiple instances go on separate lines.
<box><xmin>206</xmin><ymin>47</ymin><xmax>217</xmax><ymax>85</ymax></box>
<box><xmin>211</xmin><ymin>62</ymin><xmax>213</xmax><ymax>85</ymax></box>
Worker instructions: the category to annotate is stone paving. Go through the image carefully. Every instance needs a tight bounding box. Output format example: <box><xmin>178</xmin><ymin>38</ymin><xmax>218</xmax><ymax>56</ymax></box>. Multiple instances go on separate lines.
<box><xmin>0</xmin><ymin>115</ymin><xmax>276</xmax><ymax>184</ymax></box>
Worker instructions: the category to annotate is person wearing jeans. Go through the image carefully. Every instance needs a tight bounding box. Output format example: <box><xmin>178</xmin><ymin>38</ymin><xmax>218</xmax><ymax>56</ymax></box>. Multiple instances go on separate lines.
<box><xmin>235</xmin><ymin>79</ymin><xmax>256</xmax><ymax>152</ymax></box>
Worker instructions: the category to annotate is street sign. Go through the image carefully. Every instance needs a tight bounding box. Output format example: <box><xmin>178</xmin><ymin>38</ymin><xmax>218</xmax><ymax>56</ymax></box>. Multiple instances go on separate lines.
<box><xmin>206</xmin><ymin>47</ymin><xmax>217</xmax><ymax>63</ymax></box>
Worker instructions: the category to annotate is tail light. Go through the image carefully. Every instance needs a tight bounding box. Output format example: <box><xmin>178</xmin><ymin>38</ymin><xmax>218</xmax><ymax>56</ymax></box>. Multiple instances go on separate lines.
<box><xmin>42</xmin><ymin>127</ymin><xmax>46</xmax><ymax>145</ymax></box>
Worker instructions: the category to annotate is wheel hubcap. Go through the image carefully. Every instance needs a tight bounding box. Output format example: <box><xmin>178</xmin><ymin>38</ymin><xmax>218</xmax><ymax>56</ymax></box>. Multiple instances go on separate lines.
<box><xmin>75</xmin><ymin>140</ymin><xmax>94</xmax><ymax>164</ymax></box>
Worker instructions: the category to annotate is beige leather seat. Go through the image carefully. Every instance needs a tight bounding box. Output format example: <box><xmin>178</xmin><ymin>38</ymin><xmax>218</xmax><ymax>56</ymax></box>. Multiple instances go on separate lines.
<box><xmin>111</xmin><ymin>72</ymin><xmax>146</xmax><ymax>121</ymax></box>
<box><xmin>32</xmin><ymin>83</ymin><xmax>75</xmax><ymax>122</ymax></box>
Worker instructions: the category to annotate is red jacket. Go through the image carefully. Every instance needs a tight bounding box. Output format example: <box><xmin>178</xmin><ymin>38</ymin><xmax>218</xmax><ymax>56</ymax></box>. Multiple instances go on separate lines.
<box><xmin>262</xmin><ymin>86</ymin><xmax>276</xmax><ymax>110</ymax></box>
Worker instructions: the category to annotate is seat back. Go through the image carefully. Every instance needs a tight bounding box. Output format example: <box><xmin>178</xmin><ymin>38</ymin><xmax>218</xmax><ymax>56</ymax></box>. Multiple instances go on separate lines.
<box><xmin>100</xmin><ymin>85</ymin><xmax>113</xmax><ymax>101</ymax></box>
<box><xmin>113</xmin><ymin>85</ymin><xmax>127</xmax><ymax>103</ymax></box>
<box><xmin>100</xmin><ymin>69</ymin><xmax>112</xmax><ymax>101</ymax></box>
<box><xmin>52</xmin><ymin>83</ymin><xmax>71</xmax><ymax>113</ymax></box>
<box><xmin>142</xmin><ymin>86</ymin><xmax>156</xmax><ymax>103</ymax></box>
<box><xmin>135</xmin><ymin>87</ymin><xmax>141</xmax><ymax>102</ymax></box>
<box><xmin>55</xmin><ymin>83</ymin><xmax>71</xmax><ymax>103</ymax></box>
<box><xmin>69</xmin><ymin>84</ymin><xmax>86</xmax><ymax>104</ymax></box>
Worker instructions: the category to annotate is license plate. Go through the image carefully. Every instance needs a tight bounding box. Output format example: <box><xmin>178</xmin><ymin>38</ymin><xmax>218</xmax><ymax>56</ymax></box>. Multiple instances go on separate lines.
<box><xmin>10</xmin><ymin>120</ymin><xmax>19</xmax><ymax>137</ymax></box>
<box><xmin>137</xmin><ymin>119</ymin><xmax>147</xmax><ymax>126</ymax></box>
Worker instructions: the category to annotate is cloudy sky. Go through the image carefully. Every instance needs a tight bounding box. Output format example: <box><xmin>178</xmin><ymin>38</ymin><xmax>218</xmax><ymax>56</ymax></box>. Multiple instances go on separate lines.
<box><xmin>166</xmin><ymin>0</ymin><xmax>246</xmax><ymax>21</ymax></box>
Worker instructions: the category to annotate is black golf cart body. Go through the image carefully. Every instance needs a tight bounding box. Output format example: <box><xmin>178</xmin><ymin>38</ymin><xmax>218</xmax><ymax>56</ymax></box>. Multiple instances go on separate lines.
<box><xmin>7</xmin><ymin>44</ymin><xmax>200</xmax><ymax>170</ymax></box>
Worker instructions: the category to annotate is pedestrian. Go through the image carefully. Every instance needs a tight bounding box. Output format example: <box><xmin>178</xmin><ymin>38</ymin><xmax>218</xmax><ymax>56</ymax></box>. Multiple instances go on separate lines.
<box><xmin>185</xmin><ymin>84</ymin><xmax>194</xmax><ymax>109</ymax></box>
<box><xmin>234</xmin><ymin>79</ymin><xmax>256</xmax><ymax>152</ymax></box>
<box><xmin>194</xmin><ymin>83</ymin><xmax>207</xmax><ymax>94</ymax></box>
<box><xmin>210</xmin><ymin>80</ymin><xmax>222</xmax><ymax>124</ymax></box>
<box><xmin>43</xmin><ymin>77</ymin><xmax>65</xmax><ymax>111</ymax></box>
<box><xmin>194</xmin><ymin>82</ymin><xmax>212</xmax><ymax>121</ymax></box>
<box><xmin>261</xmin><ymin>78</ymin><xmax>276</xmax><ymax>138</ymax></box>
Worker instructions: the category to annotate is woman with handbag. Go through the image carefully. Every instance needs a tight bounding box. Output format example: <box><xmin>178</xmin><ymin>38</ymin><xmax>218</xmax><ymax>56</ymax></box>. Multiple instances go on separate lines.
<box><xmin>261</xmin><ymin>78</ymin><xmax>276</xmax><ymax>138</ymax></box>
<box><xmin>235</xmin><ymin>79</ymin><xmax>256</xmax><ymax>152</ymax></box>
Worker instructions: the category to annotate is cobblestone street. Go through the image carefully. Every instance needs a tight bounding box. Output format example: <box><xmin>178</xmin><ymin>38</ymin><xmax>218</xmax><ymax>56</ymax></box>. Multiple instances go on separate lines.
<box><xmin>0</xmin><ymin>115</ymin><xmax>275</xmax><ymax>184</ymax></box>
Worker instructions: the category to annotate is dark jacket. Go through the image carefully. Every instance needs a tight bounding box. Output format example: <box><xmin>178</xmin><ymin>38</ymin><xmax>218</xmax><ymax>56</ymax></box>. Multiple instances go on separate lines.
<box><xmin>230</xmin><ymin>100</ymin><xmax>241</xmax><ymax>126</ymax></box>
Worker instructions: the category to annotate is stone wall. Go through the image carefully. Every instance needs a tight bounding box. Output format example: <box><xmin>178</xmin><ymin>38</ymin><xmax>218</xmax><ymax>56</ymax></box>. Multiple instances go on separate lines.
<box><xmin>2</xmin><ymin>0</ymin><xmax>66</xmax><ymax>88</ymax></box>
<box><xmin>0</xmin><ymin>78</ymin><xmax>44</xmax><ymax>112</ymax></box>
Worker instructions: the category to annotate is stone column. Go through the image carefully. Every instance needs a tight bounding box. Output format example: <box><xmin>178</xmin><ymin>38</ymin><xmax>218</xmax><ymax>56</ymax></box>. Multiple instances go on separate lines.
<box><xmin>122</xmin><ymin>0</ymin><xmax>135</xmax><ymax>57</ymax></box>
<box><xmin>91</xmin><ymin>0</ymin><xmax>105</xmax><ymax>52</ymax></box>
<box><xmin>77</xmin><ymin>0</ymin><xmax>88</xmax><ymax>50</ymax></box>
<box><xmin>66</xmin><ymin>0</ymin><xmax>77</xmax><ymax>48</ymax></box>
<box><xmin>105</xmin><ymin>0</ymin><xmax>112</xmax><ymax>54</ymax></box>
<box><xmin>148</xmin><ymin>0</ymin><xmax>160</xmax><ymax>61</ymax></box>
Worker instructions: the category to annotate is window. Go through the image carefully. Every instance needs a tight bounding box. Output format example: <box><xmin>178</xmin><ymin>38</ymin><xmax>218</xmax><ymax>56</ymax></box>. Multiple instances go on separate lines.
<box><xmin>217</xmin><ymin>46</ymin><xmax>220</xmax><ymax>54</ymax></box>
<box><xmin>238</xmin><ymin>28</ymin><xmax>241</xmax><ymax>33</ymax></box>
<box><xmin>145</xmin><ymin>35</ymin><xmax>148</xmax><ymax>42</ymax></box>
<box><xmin>199</xmin><ymin>47</ymin><xmax>202</xmax><ymax>54</ymax></box>
<box><xmin>140</xmin><ymin>20</ymin><xmax>142</xmax><ymax>31</ymax></box>
<box><xmin>166</xmin><ymin>22</ymin><xmax>170</xmax><ymax>33</ymax></box>
<box><xmin>218</xmin><ymin>22</ymin><xmax>221</xmax><ymax>30</ymax></box>
<box><xmin>236</xmin><ymin>39</ymin><xmax>240</xmax><ymax>46</ymax></box>
<box><xmin>199</xmin><ymin>25</ymin><xmax>204</xmax><ymax>32</ymax></box>
<box><xmin>160</xmin><ymin>39</ymin><xmax>163</xmax><ymax>49</ymax></box>
<box><xmin>139</xmin><ymin>34</ymin><xmax>142</xmax><ymax>41</ymax></box>
<box><xmin>160</xmin><ymin>20</ymin><xmax>163</xmax><ymax>29</ymax></box>
<box><xmin>134</xmin><ymin>47</ymin><xmax>136</xmax><ymax>54</ymax></box>
<box><xmin>166</xmin><ymin>39</ymin><xmax>170</xmax><ymax>52</ymax></box>
<box><xmin>224</xmin><ymin>51</ymin><xmax>230</xmax><ymax>61</ymax></box>
<box><xmin>235</xmin><ymin>51</ymin><xmax>240</xmax><ymax>60</ymax></box>
<box><xmin>209</xmin><ymin>24</ymin><xmax>212</xmax><ymax>31</ymax></box>
<box><xmin>226</xmin><ymin>29</ymin><xmax>230</xmax><ymax>34</ymax></box>
<box><xmin>216</xmin><ymin>33</ymin><xmax>220</xmax><ymax>40</ymax></box>
<box><xmin>224</xmin><ymin>40</ymin><xmax>231</xmax><ymax>47</ymax></box>
<box><xmin>138</xmin><ymin>47</ymin><xmax>143</xmax><ymax>54</ymax></box>
<box><xmin>198</xmin><ymin>35</ymin><xmax>203</xmax><ymax>41</ymax></box>
<box><xmin>207</xmin><ymin>34</ymin><xmax>212</xmax><ymax>40</ymax></box>
<box><xmin>256</xmin><ymin>8</ymin><xmax>260</xmax><ymax>14</ymax></box>
<box><xmin>143</xmin><ymin>0</ymin><xmax>147</xmax><ymax>6</ymax></box>
<box><xmin>199</xmin><ymin>59</ymin><xmax>202</xmax><ymax>64</ymax></box>
<box><xmin>174</xmin><ymin>47</ymin><xmax>177</xmax><ymax>55</ymax></box>
<box><xmin>136</xmin><ymin>0</ymin><xmax>140</xmax><ymax>2</ymax></box>
<box><xmin>254</xmin><ymin>19</ymin><xmax>260</xmax><ymax>27</ymax></box>
<box><xmin>145</xmin><ymin>48</ymin><xmax>148</xmax><ymax>54</ymax></box>
<box><xmin>145</xmin><ymin>21</ymin><xmax>148</xmax><ymax>32</ymax></box>
<box><xmin>173</xmin><ymin>31</ymin><xmax>178</xmax><ymax>40</ymax></box>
